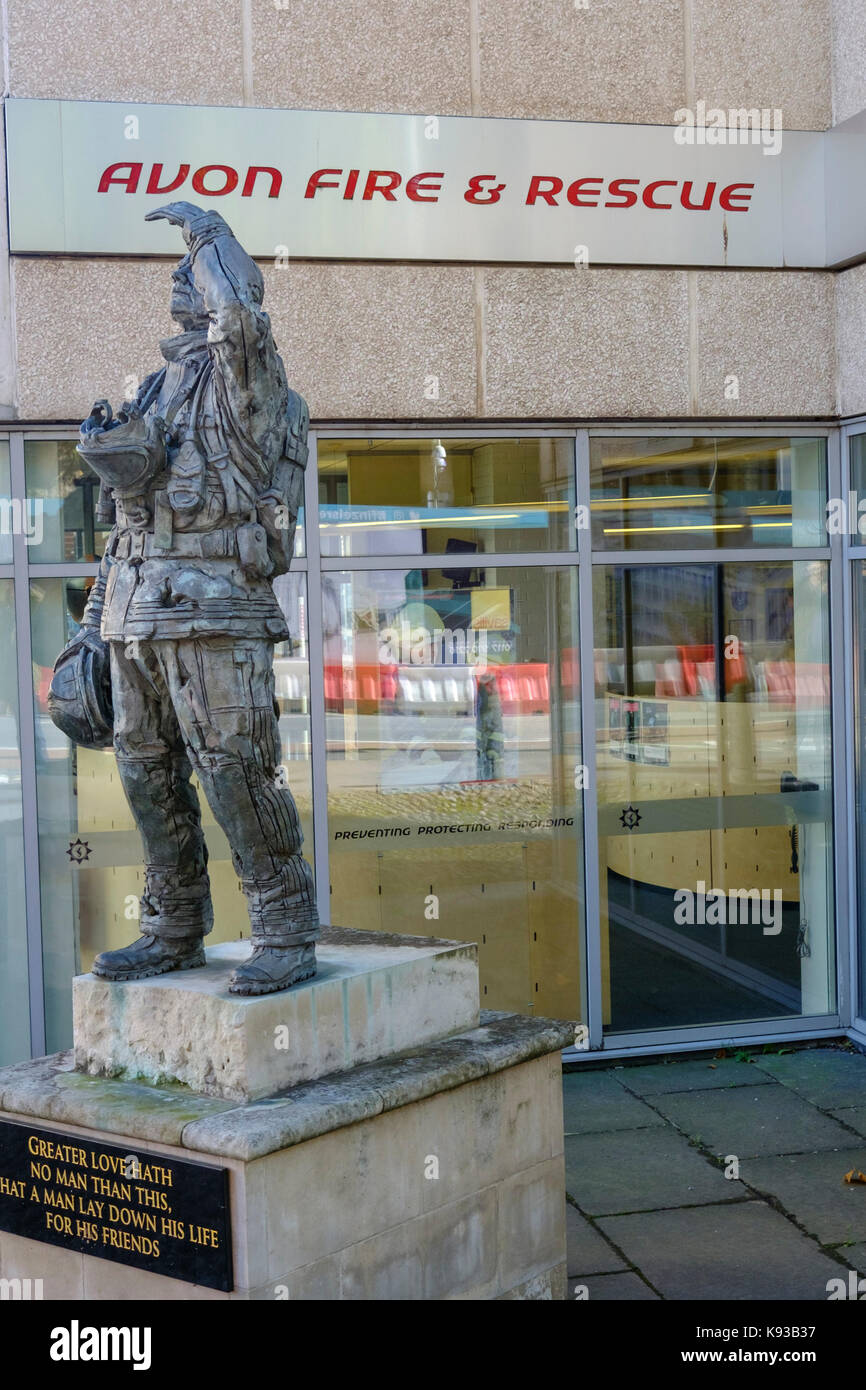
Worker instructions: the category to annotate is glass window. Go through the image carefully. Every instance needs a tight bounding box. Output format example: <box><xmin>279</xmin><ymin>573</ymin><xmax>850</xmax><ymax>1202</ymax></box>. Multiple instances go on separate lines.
<box><xmin>0</xmin><ymin>441</ymin><xmax>12</xmax><ymax>565</ymax></box>
<box><xmin>325</xmin><ymin>564</ymin><xmax>584</xmax><ymax>1021</ymax></box>
<box><xmin>318</xmin><ymin>438</ymin><xmax>575</xmax><ymax>557</ymax></box>
<box><xmin>850</xmin><ymin>434</ymin><xmax>866</xmax><ymax>540</ymax></box>
<box><xmin>24</xmin><ymin>439</ymin><xmax>305</xmax><ymax>563</ymax></box>
<box><xmin>292</xmin><ymin>506</ymin><xmax>306</xmax><ymax>559</ymax></box>
<box><xmin>590</xmin><ymin>436</ymin><xmax>827</xmax><ymax>551</ymax></box>
<box><xmin>0</xmin><ymin>579</ymin><xmax>30</xmax><ymax>1063</ymax></box>
<box><xmin>24</xmin><ymin>440</ymin><xmax>112</xmax><ymax>564</ymax></box>
<box><xmin>31</xmin><ymin>574</ymin><xmax>313</xmax><ymax>1052</ymax></box>
<box><xmin>594</xmin><ymin>560</ymin><xmax>834</xmax><ymax>1033</ymax></box>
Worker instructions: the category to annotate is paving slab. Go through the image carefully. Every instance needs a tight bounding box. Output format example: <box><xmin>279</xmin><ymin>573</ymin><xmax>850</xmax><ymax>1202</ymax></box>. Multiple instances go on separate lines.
<box><xmin>831</xmin><ymin>1108</ymin><xmax>866</xmax><ymax>1138</ymax></box>
<box><xmin>613</xmin><ymin>1058</ymin><xmax>777</xmax><ymax>1096</ymax></box>
<box><xmin>651</xmin><ymin>1083</ymin><xmax>854</xmax><ymax>1158</ymax></box>
<box><xmin>753</xmin><ymin>1048</ymin><xmax>866</xmax><ymax>1110</ymax></box>
<box><xmin>742</xmin><ymin>1149</ymin><xmax>866</xmax><ymax>1246</ymax></box>
<box><xmin>828</xmin><ymin>1242</ymin><xmax>866</xmax><ymax>1276</ymax></box>
<box><xmin>565</xmin><ymin>1202</ymin><xmax>628</xmax><ymax>1276</ymax></box>
<box><xmin>562</xmin><ymin>1070</ymin><xmax>664</xmax><ymax>1135</ymax></box>
<box><xmin>570</xmin><ymin>1272</ymin><xmax>659</xmax><ymax>1300</ymax></box>
<box><xmin>598</xmin><ymin>1201</ymin><xmax>844</xmax><ymax>1301</ymax></box>
<box><xmin>564</xmin><ymin>1126</ymin><xmax>742</xmax><ymax>1215</ymax></box>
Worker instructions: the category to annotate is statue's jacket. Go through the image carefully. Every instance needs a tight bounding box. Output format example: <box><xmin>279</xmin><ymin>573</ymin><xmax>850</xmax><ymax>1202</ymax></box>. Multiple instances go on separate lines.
<box><xmin>82</xmin><ymin>236</ymin><xmax>306</xmax><ymax>647</ymax></box>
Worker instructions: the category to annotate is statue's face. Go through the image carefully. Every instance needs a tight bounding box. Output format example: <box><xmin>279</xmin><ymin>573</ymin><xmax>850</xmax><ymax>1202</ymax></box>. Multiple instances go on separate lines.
<box><xmin>170</xmin><ymin>260</ymin><xmax>207</xmax><ymax>327</ymax></box>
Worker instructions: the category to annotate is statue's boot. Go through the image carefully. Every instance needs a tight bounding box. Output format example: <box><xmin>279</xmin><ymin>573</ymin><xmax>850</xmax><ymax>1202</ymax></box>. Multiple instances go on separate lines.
<box><xmin>228</xmin><ymin>864</ymin><xmax>319</xmax><ymax>996</ymax></box>
<box><xmin>104</xmin><ymin>754</ymin><xmax>213</xmax><ymax>981</ymax></box>
<box><xmin>91</xmin><ymin>933</ymin><xmax>206</xmax><ymax>981</ymax></box>
<box><xmin>228</xmin><ymin>942</ymin><xmax>317</xmax><ymax>996</ymax></box>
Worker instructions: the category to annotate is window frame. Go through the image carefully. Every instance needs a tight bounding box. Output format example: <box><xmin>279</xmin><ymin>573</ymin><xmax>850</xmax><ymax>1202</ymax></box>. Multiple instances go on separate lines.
<box><xmin>3</xmin><ymin>422</ymin><xmax>847</xmax><ymax>1061</ymax></box>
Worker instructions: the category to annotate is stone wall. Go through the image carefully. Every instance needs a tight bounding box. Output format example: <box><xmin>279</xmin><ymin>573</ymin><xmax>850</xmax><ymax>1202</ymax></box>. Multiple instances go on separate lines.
<box><xmin>0</xmin><ymin>1</ymin><xmax>852</xmax><ymax>421</ymax></box>
<box><xmin>832</xmin><ymin>0</ymin><xmax>866</xmax><ymax>125</ymax></box>
<box><xmin>836</xmin><ymin>263</ymin><xmax>866</xmax><ymax>418</ymax></box>
<box><xmin>5</xmin><ymin>0</ymin><xmax>833</xmax><ymax>127</ymax></box>
<box><xmin>8</xmin><ymin>255</ymin><xmax>841</xmax><ymax>422</ymax></box>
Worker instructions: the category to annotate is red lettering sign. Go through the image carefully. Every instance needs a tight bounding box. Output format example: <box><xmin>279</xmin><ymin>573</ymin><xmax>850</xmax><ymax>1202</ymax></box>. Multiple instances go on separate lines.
<box><xmin>98</xmin><ymin>163</ymin><xmax>143</xmax><ymax>194</ymax></box>
<box><xmin>681</xmin><ymin>180</ymin><xmax>716</xmax><ymax>211</ymax></box>
<box><xmin>719</xmin><ymin>182</ymin><xmax>755</xmax><ymax>212</ymax></box>
<box><xmin>406</xmin><ymin>172</ymin><xmax>443</xmax><ymax>202</ymax></box>
<box><xmin>92</xmin><ymin>161</ymin><xmax>758</xmax><ymax>225</ymax></box>
<box><xmin>146</xmin><ymin>164</ymin><xmax>190</xmax><ymax>195</ymax></box>
<box><xmin>567</xmin><ymin>178</ymin><xmax>604</xmax><ymax>207</ymax></box>
<box><xmin>642</xmin><ymin>180</ymin><xmax>677</xmax><ymax>209</ymax></box>
<box><xmin>191</xmin><ymin>165</ymin><xmax>238</xmax><ymax>197</ymax></box>
<box><xmin>604</xmin><ymin>179</ymin><xmax>640</xmax><ymax>208</ymax></box>
<box><xmin>362</xmin><ymin>171</ymin><xmax>401</xmax><ymax>200</ymax></box>
<box><xmin>305</xmin><ymin>168</ymin><xmax>342</xmax><ymax>198</ymax></box>
<box><xmin>526</xmin><ymin>175</ymin><xmax>564</xmax><ymax>205</ymax></box>
<box><xmin>242</xmin><ymin>166</ymin><xmax>281</xmax><ymax>198</ymax></box>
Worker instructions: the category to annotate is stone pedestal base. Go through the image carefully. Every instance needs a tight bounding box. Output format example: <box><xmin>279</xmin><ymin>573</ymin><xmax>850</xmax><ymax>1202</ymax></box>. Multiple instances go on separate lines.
<box><xmin>73</xmin><ymin>928</ymin><xmax>479</xmax><ymax>1102</ymax></box>
<box><xmin>0</xmin><ymin>1012</ymin><xmax>570</xmax><ymax>1300</ymax></box>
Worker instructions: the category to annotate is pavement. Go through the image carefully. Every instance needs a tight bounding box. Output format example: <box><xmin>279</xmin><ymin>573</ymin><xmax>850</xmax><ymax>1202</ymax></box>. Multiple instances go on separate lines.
<box><xmin>563</xmin><ymin>1044</ymin><xmax>866</xmax><ymax>1300</ymax></box>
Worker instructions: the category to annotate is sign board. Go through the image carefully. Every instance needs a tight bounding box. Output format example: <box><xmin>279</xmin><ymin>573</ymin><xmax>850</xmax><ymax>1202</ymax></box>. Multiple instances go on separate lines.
<box><xmin>0</xmin><ymin>1119</ymin><xmax>233</xmax><ymax>1291</ymax></box>
<box><xmin>4</xmin><ymin>98</ymin><xmax>835</xmax><ymax>268</ymax></box>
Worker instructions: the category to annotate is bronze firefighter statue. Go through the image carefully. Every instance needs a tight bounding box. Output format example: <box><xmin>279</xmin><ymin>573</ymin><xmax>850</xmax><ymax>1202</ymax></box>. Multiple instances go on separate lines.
<box><xmin>48</xmin><ymin>201</ymin><xmax>319</xmax><ymax>995</ymax></box>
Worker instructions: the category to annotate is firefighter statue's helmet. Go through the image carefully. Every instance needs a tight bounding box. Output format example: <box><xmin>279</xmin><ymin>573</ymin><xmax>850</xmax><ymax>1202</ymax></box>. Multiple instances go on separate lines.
<box><xmin>48</xmin><ymin>632</ymin><xmax>114</xmax><ymax>750</ymax></box>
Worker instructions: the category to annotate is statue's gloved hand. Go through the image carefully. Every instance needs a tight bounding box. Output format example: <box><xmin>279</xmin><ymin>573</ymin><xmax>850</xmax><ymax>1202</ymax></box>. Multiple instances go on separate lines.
<box><xmin>81</xmin><ymin>399</ymin><xmax>116</xmax><ymax>435</ymax></box>
<box><xmin>145</xmin><ymin>202</ymin><xmax>231</xmax><ymax>250</ymax></box>
<box><xmin>144</xmin><ymin>201</ymin><xmax>202</xmax><ymax>235</ymax></box>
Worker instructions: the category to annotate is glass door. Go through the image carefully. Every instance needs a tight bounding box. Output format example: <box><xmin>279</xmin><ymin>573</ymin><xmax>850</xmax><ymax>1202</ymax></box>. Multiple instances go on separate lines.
<box><xmin>588</xmin><ymin>433</ymin><xmax>836</xmax><ymax>1039</ymax></box>
<box><xmin>594</xmin><ymin>560</ymin><xmax>835</xmax><ymax>1032</ymax></box>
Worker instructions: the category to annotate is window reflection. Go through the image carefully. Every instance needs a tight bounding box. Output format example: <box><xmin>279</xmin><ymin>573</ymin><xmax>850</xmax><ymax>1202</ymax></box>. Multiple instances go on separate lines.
<box><xmin>326</xmin><ymin>565</ymin><xmax>584</xmax><ymax>1021</ymax></box>
<box><xmin>0</xmin><ymin>442</ymin><xmax>12</xmax><ymax>565</ymax></box>
<box><xmin>25</xmin><ymin>441</ymin><xmax>112</xmax><ymax>563</ymax></box>
<box><xmin>23</xmin><ymin>439</ymin><xmax>306</xmax><ymax>563</ymax></box>
<box><xmin>850</xmin><ymin>435</ymin><xmax>866</xmax><ymax>539</ymax></box>
<box><xmin>318</xmin><ymin>438</ymin><xmax>575</xmax><ymax>556</ymax></box>
<box><xmin>595</xmin><ymin>561</ymin><xmax>834</xmax><ymax>1032</ymax></box>
<box><xmin>591</xmin><ymin>437</ymin><xmax>827</xmax><ymax>550</ymax></box>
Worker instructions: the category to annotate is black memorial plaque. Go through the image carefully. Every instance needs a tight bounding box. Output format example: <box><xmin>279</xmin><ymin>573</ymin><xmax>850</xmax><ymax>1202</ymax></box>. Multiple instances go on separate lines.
<box><xmin>0</xmin><ymin>1119</ymin><xmax>233</xmax><ymax>1291</ymax></box>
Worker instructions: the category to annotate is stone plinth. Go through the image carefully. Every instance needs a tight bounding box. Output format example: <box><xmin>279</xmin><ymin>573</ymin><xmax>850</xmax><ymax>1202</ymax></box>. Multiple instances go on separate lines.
<box><xmin>73</xmin><ymin>927</ymin><xmax>479</xmax><ymax>1103</ymax></box>
<box><xmin>0</xmin><ymin>1011</ymin><xmax>572</xmax><ymax>1300</ymax></box>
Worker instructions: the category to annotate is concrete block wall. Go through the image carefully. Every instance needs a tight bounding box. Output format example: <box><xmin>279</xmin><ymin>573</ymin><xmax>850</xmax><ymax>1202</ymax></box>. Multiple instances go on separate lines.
<box><xmin>7</xmin><ymin>252</ymin><xmax>843</xmax><ymax>423</ymax></box>
<box><xmin>832</xmin><ymin>0</ymin><xmax>866</xmax><ymax>125</ymax></box>
<box><xmin>836</xmin><ymin>264</ymin><xmax>866</xmax><ymax>417</ymax></box>
<box><xmin>1</xmin><ymin>1</ymin><xmax>861</xmax><ymax>420</ymax></box>
<box><xmin>4</xmin><ymin>0</ymin><xmax>834</xmax><ymax>126</ymax></box>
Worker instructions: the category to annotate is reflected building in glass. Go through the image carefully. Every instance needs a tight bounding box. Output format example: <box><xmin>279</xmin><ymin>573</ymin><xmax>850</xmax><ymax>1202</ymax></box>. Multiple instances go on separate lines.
<box><xmin>2</xmin><ymin>417</ymin><xmax>861</xmax><ymax>1061</ymax></box>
